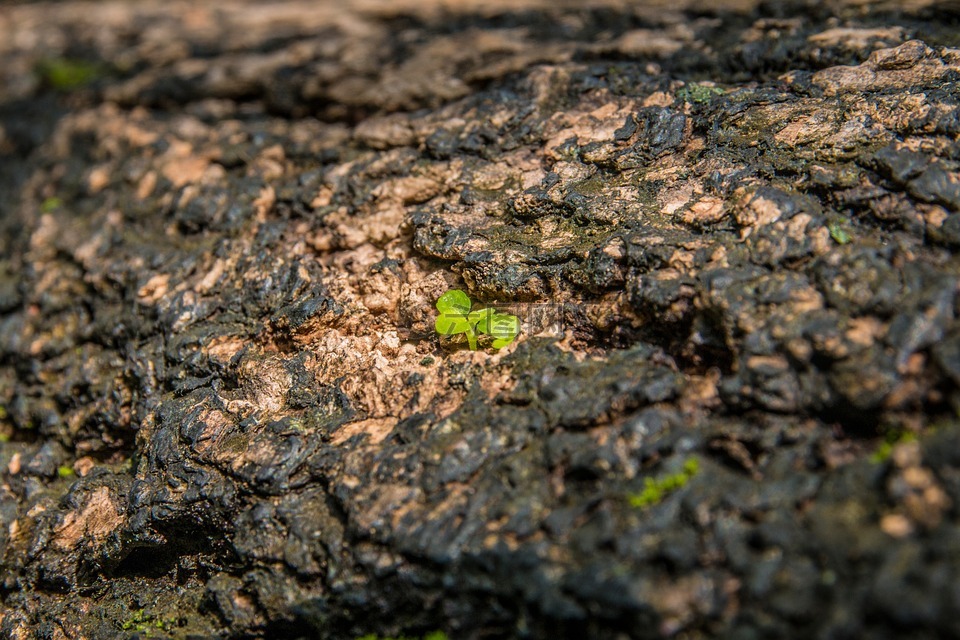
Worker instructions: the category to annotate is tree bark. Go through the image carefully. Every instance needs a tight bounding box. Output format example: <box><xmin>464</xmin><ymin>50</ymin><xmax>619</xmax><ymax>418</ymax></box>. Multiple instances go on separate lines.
<box><xmin>2</xmin><ymin>1</ymin><xmax>960</xmax><ymax>638</ymax></box>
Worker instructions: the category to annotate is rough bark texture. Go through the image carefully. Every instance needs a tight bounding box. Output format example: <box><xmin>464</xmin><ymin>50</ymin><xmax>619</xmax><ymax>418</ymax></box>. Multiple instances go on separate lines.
<box><xmin>2</xmin><ymin>1</ymin><xmax>960</xmax><ymax>638</ymax></box>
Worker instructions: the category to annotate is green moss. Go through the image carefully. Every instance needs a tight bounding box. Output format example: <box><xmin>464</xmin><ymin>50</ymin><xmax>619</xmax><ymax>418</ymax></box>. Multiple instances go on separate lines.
<box><xmin>572</xmin><ymin>174</ymin><xmax>609</xmax><ymax>196</ymax></box>
<box><xmin>37</xmin><ymin>58</ymin><xmax>105</xmax><ymax>91</ymax></box>
<box><xmin>120</xmin><ymin>608</ymin><xmax>174</xmax><ymax>634</ymax></box>
<box><xmin>870</xmin><ymin>430</ymin><xmax>917</xmax><ymax>464</ymax></box>
<box><xmin>356</xmin><ymin>633</ymin><xmax>447</xmax><ymax>640</ymax></box>
<box><xmin>40</xmin><ymin>197</ymin><xmax>63</xmax><ymax>213</ymax></box>
<box><xmin>57</xmin><ymin>465</ymin><xmax>75</xmax><ymax>478</ymax></box>
<box><xmin>628</xmin><ymin>457</ymin><xmax>700</xmax><ymax>508</ymax></box>
<box><xmin>677</xmin><ymin>83</ymin><xmax>725</xmax><ymax>104</ymax></box>
<box><xmin>828</xmin><ymin>220</ymin><xmax>853</xmax><ymax>245</ymax></box>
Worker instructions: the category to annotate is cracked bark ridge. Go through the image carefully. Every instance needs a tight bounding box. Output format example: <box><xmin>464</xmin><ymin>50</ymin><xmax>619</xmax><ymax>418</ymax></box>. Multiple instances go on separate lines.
<box><xmin>2</xmin><ymin>1</ymin><xmax>960</xmax><ymax>638</ymax></box>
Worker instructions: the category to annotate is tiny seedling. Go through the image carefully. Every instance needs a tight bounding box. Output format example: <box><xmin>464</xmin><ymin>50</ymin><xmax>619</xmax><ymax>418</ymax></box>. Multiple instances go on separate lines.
<box><xmin>475</xmin><ymin>307</ymin><xmax>521</xmax><ymax>349</ymax></box>
<box><xmin>435</xmin><ymin>289</ymin><xmax>478</xmax><ymax>350</ymax></box>
<box><xmin>435</xmin><ymin>289</ymin><xmax>519</xmax><ymax>351</ymax></box>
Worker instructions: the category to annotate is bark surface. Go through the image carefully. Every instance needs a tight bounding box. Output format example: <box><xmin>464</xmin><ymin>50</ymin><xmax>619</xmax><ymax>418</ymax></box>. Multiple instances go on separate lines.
<box><xmin>2</xmin><ymin>1</ymin><xmax>960</xmax><ymax>638</ymax></box>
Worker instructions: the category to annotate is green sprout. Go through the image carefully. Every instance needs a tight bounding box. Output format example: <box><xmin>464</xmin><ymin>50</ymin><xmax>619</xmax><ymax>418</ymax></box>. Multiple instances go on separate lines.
<box><xmin>435</xmin><ymin>289</ymin><xmax>476</xmax><ymax>349</ymax></box>
<box><xmin>434</xmin><ymin>289</ymin><xmax>519</xmax><ymax>351</ymax></box>
<box><xmin>57</xmin><ymin>465</ymin><xmax>75</xmax><ymax>478</ymax></box>
<box><xmin>628</xmin><ymin>457</ymin><xmax>700</xmax><ymax>509</ymax></box>
<box><xmin>474</xmin><ymin>308</ymin><xmax>521</xmax><ymax>349</ymax></box>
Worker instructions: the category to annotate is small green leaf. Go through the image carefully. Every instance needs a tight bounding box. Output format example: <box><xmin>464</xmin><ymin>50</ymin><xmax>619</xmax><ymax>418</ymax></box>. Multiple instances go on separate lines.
<box><xmin>491</xmin><ymin>337</ymin><xmax>514</xmax><ymax>349</ymax></box>
<box><xmin>470</xmin><ymin>307</ymin><xmax>495</xmax><ymax>332</ymax></box>
<box><xmin>435</xmin><ymin>313</ymin><xmax>472</xmax><ymax>336</ymax></box>
<box><xmin>436</xmin><ymin>289</ymin><xmax>471</xmax><ymax>315</ymax></box>
<box><xmin>435</xmin><ymin>290</ymin><xmax>520</xmax><ymax>351</ymax></box>
<box><xmin>487</xmin><ymin>313</ymin><xmax>519</xmax><ymax>349</ymax></box>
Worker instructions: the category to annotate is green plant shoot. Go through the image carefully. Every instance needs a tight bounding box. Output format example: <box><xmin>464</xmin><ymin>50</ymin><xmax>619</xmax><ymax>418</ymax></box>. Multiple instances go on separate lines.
<box><xmin>476</xmin><ymin>309</ymin><xmax>521</xmax><ymax>349</ymax></box>
<box><xmin>436</xmin><ymin>289</ymin><xmax>478</xmax><ymax>350</ymax></box>
<box><xmin>435</xmin><ymin>290</ymin><xmax>519</xmax><ymax>351</ymax></box>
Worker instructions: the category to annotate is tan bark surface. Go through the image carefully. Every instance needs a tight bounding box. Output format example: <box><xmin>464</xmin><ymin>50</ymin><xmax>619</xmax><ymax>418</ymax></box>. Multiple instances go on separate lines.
<box><xmin>1</xmin><ymin>1</ymin><xmax>960</xmax><ymax>638</ymax></box>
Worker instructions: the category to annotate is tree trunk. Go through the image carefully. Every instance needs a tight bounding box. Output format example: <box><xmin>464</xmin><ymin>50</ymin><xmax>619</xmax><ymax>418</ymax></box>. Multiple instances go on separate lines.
<box><xmin>2</xmin><ymin>1</ymin><xmax>960</xmax><ymax>638</ymax></box>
